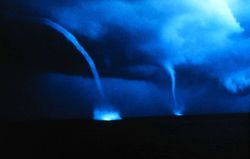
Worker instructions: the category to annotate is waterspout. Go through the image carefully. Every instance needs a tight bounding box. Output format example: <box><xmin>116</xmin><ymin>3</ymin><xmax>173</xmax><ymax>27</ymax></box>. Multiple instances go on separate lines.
<box><xmin>42</xmin><ymin>19</ymin><xmax>105</xmax><ymax>99</ymax></box>
<box><xmin>165</xmin><ymin>65</ymin><xmax>183</xmax><ymax>116</ymax></box>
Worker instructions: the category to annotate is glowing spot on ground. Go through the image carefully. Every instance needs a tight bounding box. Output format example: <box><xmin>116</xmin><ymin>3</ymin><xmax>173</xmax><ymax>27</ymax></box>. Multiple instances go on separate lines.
<box><xmin>94</xmin><ymin>109</ymin><xmax>122</xmax><ymax>121</ymax></box>
<box><xmin>173</xmin><ymin>110</ymin><xmax>183</xmax><ymax>116</ymax></box>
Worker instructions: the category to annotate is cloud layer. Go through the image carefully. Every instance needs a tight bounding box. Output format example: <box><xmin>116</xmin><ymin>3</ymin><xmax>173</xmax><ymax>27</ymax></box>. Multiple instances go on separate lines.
<box><xmin>42</xmin><ymin>0</ymin><xmax>250</xmax><ymax>93</ymax></box>
<box><xmin>2</xmin><ymin>0</ymin><xmax>250</xmax><ymax>94</ymax></box>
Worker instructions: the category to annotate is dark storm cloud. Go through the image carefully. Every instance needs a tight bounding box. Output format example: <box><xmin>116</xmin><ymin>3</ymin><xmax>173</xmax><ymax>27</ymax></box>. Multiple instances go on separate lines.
<box><xmin>1</xmin><ymin>0</ymin><xmax>250</xmax><ymax>94</ymax></box>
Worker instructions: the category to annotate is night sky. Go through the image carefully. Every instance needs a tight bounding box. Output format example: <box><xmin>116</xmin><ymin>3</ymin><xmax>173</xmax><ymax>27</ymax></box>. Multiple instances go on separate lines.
<box><xmin>0</xmin><ymin>0</ymin><xmax>249</xmax><ymax>120</ymax></box>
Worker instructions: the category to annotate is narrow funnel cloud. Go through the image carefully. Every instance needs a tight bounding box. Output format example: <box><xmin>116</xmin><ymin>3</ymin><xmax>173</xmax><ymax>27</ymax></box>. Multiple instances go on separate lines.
<box><xmin>42</xmin><ymin>19</ymin><xmax>105</xmax><ymax>99</ymax></box>
<box><xmin>166</xmin><ymin>65</ymin><xmax>177</xmax><ymax>106</ymax></box>
<box><xmin>165</xmin><ymin>65</ymin><xmax>183</xmax><ymax>116</ymax></box>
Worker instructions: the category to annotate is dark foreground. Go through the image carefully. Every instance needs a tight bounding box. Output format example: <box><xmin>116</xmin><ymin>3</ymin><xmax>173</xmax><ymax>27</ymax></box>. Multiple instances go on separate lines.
<box><xmin>1</xmin><ymin>113</ymin><xmax>249</xmax><ymax>158</ymax></box>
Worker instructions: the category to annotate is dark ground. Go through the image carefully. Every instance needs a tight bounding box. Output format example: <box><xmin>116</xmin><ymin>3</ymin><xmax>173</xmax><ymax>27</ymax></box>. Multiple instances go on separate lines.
<box><xmin>0</xmin><ymin>113</ymin><xmax>249</xmax><ymax>158</ymax></box>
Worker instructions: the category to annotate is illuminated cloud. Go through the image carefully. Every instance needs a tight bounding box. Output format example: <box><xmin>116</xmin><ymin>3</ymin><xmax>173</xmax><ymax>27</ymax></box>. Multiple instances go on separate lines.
<box><xmin>3</xmin><ymin>0</ymin><xmax>250</xmax><ymax>93</ymax></box>
<box><xmin>48</xmin><ymin>0</ymin><xmax>250</xmax><ymax>94</ymax></box>
<box><xmin>223</xmin><ymin>68</ymin><xmax>250</xmax><ymax>93</ymax></box>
